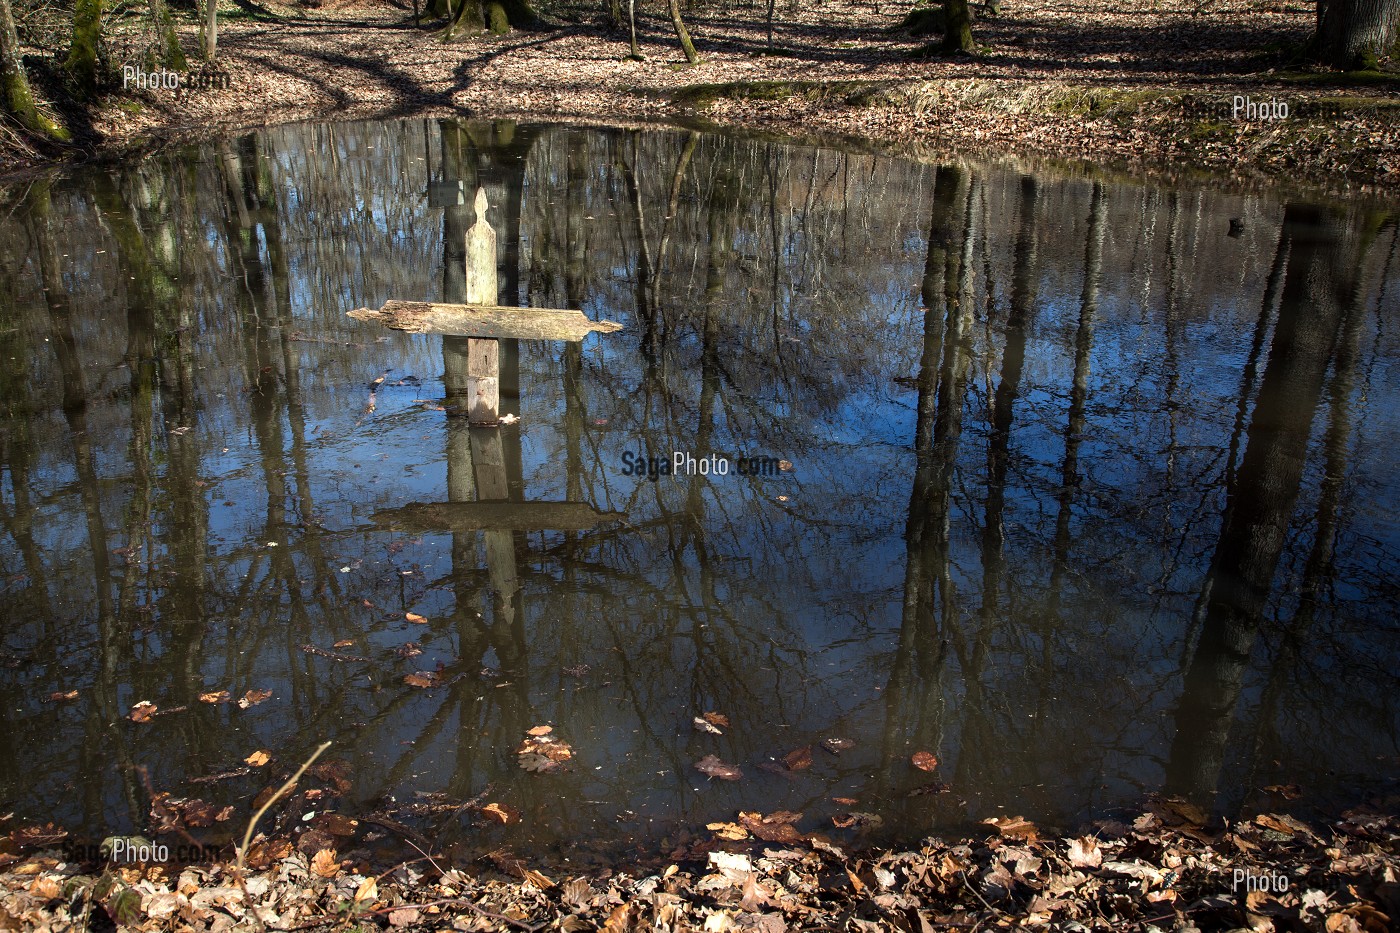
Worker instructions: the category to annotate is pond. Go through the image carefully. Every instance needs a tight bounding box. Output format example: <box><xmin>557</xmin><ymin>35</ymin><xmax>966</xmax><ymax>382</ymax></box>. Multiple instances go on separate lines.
<box><xmin>0</xmin><ymin>119</ymin><xmax>1397</xmax><ymax>868</ymax></box>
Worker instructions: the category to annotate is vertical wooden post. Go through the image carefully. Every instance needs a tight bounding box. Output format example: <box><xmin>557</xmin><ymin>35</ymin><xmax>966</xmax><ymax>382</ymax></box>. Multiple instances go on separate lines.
<box><xmin>464</xmin><ymin>187</ymin><xmax>500</xmax><ymax>425</ymax></box>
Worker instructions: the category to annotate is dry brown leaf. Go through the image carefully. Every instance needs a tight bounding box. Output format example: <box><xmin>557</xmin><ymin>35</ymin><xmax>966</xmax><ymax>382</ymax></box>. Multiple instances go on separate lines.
<box><xmin>128</xmin><ymin>701</ymin><xmax>157</xmax><ymax>723</ymax></box>
<box><xmin>693</xmin><ymin>716</ymin><xmax>723</xmax><ymax>735</ymax></box>
<box><xmin>310</xmin><ymin>848</ymin><xmax>339</xmax><ymax>878</ymax></box>
<box><xmin>527</xmin><ymin>724</ymin><xmax>554</xmax><ymax>736</ymax></box>
<box><xmin>783</xmin><ymin>745</ymin><xmax>813</xmax><ymax>771</ymax></box>
<box><xmin>702</xmin><ymin>711</ymin><xmax>730</xmax><ymax>728</ymax></box>
<box><xmin>354</xmin><ymin>876</ymin><xmax>378</xmax><ymax>904</ymax></box>
<box><xmin>46</xmin><ymin>690</ymin><xmax>78</xmax><ymax>702</ymax></box>
<box><xmin>832</xmin><ymin>796</ymin><xmax>859</xmax><ymax>806</ymax></box>
<box><xmin>406</xmin><ymin>612</ymin><xmax>428</xmax><ymax>624</ymax></box>
<box><xmin>480</xmin><ymin>802</ymin><xmax>520</xmax><ymax>824</ymax></box>
<box><xmin>238</xmin><ymin>689</ymin><xmax>272</xmax><ymax>709</ymax></box>
<box><xmin>694</xmin><ymin>755</ymin><xmax>743</xmax><ymax>781</ymax></box>
<box><xmin>198</xmin><ymin>691</ymin><xmax>230</xmax><ymax>704</ymax></box>
<box><xmin>707</xmin><ymin>821</ymin><xmax>749</xmax><ymax>841</ymax></box>
<box><xmin>27</xmin><ymin>876</ymin><xmax>61</xmax><ymax>900</ymax></box>
<box><xmin>404</xmin><ymin>671</ymin><xmax>441</xmax><ymax>688</ymax></box>
<box><xmin>739</xmin><ymin>810</ymin><xmax>805</xmax><ymax>843</ymax></box>
<box><xmin>333</xmin><ymin>639</ymin><xmax>355</xmax><ymax>649</ymax></box>
<box><xmin>1068</xmin><ymin>836</ymin><xmax>1103</xmax><ymax>868</ymax></box>
<box><xmin>388</xmin><ymin>907</ymin><xmax>421</xmax><ymax>927</ymax></box>
<box><xmin>984</xmin><ymin>815</ymin><xmax>1039</xmax><ymax>841</ymax></box>
<box><xmin>911</xmin><ymin>750</ymin><xmax>939</xmax><ymax>771</ymax></box>
<box><xmin>821</xmin><ymin>737</ymin><xmax>855</xmax><ymax>754</ymax></box>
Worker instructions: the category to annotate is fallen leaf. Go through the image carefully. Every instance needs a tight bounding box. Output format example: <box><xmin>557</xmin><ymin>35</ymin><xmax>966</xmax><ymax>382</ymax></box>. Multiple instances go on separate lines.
<box><xmin>310</xmin><ymin>848</ymin><xmax>339</xmax><ymax>878</ymax></box>
<box><xmin>388</xmin><ymin>907</ymin><xmax>421</xmax><ymax>927</ymax></box>
<box><xmin>778</xmin><ymin>459</ymin><xmax>794</xmax><ymax>471</ymax></box>
<box><xmin>404</xmin><ymin>671</ymin><xmax>441</xmax><ymax>688</ymax></box>
<box><xmin>832</xmin><ymin>796</ymin><xmax>859</xmax><ymax>806</ymax></box>
<box><xmin>707</xmin><ymin>821</ymin><xmax>749</xmax><ymax>841</ymax></box>
<box><xmin>46</xmin><ymin>690</ymin><xmax>78</xmax><ymax>702</ymax></box>
<box><xmin>198</xmin><ymin>691</ymin><xmax>230</xmax><ymax>704</ymax></box>
<box><xmin>479</xmin><ymin>802</ymin><xmax>520</xmax><ymax>825</ymax></box>
<box><xmin>911</xmin><ymin>751</ymin><xmax>939</xmax><ymax>771</ymax></box>
<box><xmin>1262</xmin><ymin>783</ymin><xmax>1302</xmax><ymax>800</ymax></box>
<box><xmin>821</xmin><ymin>737</ymin><xmax>855</xmax><ymax>754</ymax></box>
<box><xmin>693</xmin><ymin>716</ymin><xmax>723</xmax><ymax>735</ymax></box>
<box><xmin>783</xmin><ymin>745</ymin><xmax>813</xmax><ymax>771</ymax></box>
<box><xmin>395</xmin><ymin>642</ymin><xmax>423</xmax><ymax>659</ymax></box>
<box><xmin>27</xmin><ymin>876</ymin><xmax>61</xmax><ymax>900</ymax></box>
<box><xmin>354</xmin><ymin>876</ymin><xmax>378</xmax><ymax>904</ymax></box>
<box><xmin>333</xmin><ymin>639</ymin><xmax>355</xmax><ymax>649</ymax></box>
<box><xmin>702</xmin><ymin>711</ymin><xmax>730</xmax><ymax>728</ymax></box>
<box><xmin>406</xmin><ymin>612</ymin><xmax>428</xmax><ymax>624</ymax></box>
<box><xmin>738</xmin><ymin>810</ymin><xmax>804</xmax><ymax>843</ymax></box>
<box><xmin>238</xmin><ymin>689</ymin><xmax>272</xmax><ymax>709</ymax></box>
<box><xmin>983</xmin><ymin>815</ymin><xmax>1039</xmax><ymax>841</ymax></box>
<box><xmin>1068</xmin><ymin>836</ymin><xmax>1103</xmax><ymax>868</ymax></box>
<box><xmin>128</xmin><ymin>701</ymin><xmax>157</xmax><ymax>723</ymax></box>
<box><xmin>244</xmin><ymin>750</ymin><xmax>271</xmax><ymax>767</ymax></box>
<box><xmin>527</xmin><ymin>725</ymin><xmax>554</xmax><ymax>736</ymax></box>
<box><xmin>694</xmin><ymin>755</ymin><xmax>743</xmax><ymax>781</ymax></box>
<box><xmin>831</xmin><ymin>811</ymin><xmax>883</xmax><ymax>829</ymax></box>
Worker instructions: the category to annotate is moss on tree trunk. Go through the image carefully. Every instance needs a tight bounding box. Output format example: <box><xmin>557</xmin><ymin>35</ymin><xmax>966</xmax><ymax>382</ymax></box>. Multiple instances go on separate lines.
<box><xmin>65</xmin><ymin>0</ymin><xmax>104</xmax><ymax>93</ymax></box>
<box><xmin>941</xmin><ymin>0</ymin><xmax>973</xmax><ymax>52</ymax></box>
<box><xmin>147</xmin><ymin>0</ymin><xmax>187</xmax><ymax>71</ymax></box>
<box><xmin>668</xmin><ymin>0</ymin><xmax>699</xmax><ymax>63</ymax></box>
<box><xmin>1</xmin><ymin>0</ymin><xmax>69</xmax><ymax>139</ymax></box>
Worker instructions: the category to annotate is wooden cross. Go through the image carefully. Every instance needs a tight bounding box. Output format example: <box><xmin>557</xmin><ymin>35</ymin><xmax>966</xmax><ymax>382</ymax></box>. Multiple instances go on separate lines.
<box><xmin>349</xmin><ymin>187</ymin><xmax>621</xmax><ymax>426</ymax></box>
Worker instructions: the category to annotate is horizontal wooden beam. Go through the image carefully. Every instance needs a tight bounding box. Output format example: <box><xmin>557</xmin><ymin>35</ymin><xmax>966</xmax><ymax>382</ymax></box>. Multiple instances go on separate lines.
<box><xmin>348</xmin><ymin>300</ymin><xmax>623</xmax><ymax>342</ymax></box>
<box><xmin>373</xmin><ymin>500</ymin><xmax>625</xmax><ymax>533</ymax></box>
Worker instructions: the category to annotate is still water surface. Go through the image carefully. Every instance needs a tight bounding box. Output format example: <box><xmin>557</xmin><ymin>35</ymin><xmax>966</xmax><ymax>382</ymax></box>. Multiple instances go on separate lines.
<box><xmin>0</xmin><ymin>120</ymin><xmax>1398</xmax><ymax>863</ymax></box>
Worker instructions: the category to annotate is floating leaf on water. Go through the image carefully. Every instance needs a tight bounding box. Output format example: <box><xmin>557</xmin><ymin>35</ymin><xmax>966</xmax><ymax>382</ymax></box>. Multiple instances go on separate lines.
<box><xmin>821</xmin><ymin>737</ymin><xmax>855</xmax><ymax>754</ymax></box>
<box><xmin>403</xmin><ymin>671</ymin><xmax>441</xmax><ymax>688</ymax></box>
<box><xmin>694</xmin><ymin>755</ymin><xmax>743</xmax><ymax>781</ymax></box>
<box><xmin>333</xmin><ymin>639</ymin><xmax>355</xmax><ymax>649</ymax></box>
<box><xmin>707</xmin><ymin>821</ymin><xmax>749</xmax><ymax>841</ymax></box>
<box><xmin>395</xmin><ymin>642</ymin><xmax>423</xmax><ymax>659</ymax></box>
<box><xmin>832</xmin><ymin>796</ymin><xmax>859</xmax><ymax>806</ymax></box>
<box><xmin>983</xmin><ymin>815</ymin><xmax>1039</xmax><ymax>841</ymax></box>
<box><xmin>128</xmin><ymin>701</ymin><xmax>157</xmax><ymax>723</ymax></box>
<box><xmin>46</xmin><ymin>690</ymin><xmax>78</xmax><ymax>702</ymax></box>
<box><xmin>693</xmin><ymin>716</ymin><xmax>723</xmax><ymax>735</ymax></box>
<box><xmin>244</xmin><ymin>750</ymin><xmax>271</xmax><ymax>767</ymax></box>
<box><xmin>702</xmin><ymin>711</ymin><xmax>729</xmax><ymax>729</ymax></box>
<box><xmin>778</xmin><ymin>459</ymin><xmax>794</xmax><ymax>472</ymax></box>
<box><xmin>831</xmin><ymin>811</ymin><xmax>883</xmax><ymax>830</ymax></box>
<box><xmin>310</xmin><ymin>848</ymin><xmax>340</xmax><ymax>878</ymax></box>
<box><xmin>911</xmin><ymin>751</ymin><xmax>939</xmax><ymax>771</ymax></box>
<box><xmin>238</xmin><ymin>689</ymin><xmax>272</xmax><ymax>709</ymax></box>
<box><xmin>518</xmin><ymin>752</ymin><xmax>563</xmax><ymax>773</ymax></box>
<box><xmin>738</xmin><ymin>810</ymin><xmax>804</xmax><ymax>843</ymax></box>
<box><xmin>783</xmin><ymin>746</ymin><xmax>813</xmax><ymax>771</ymax></box>
<box><xmin>527</xmin><ymin>725</ymin><xmax>554</xmax><ymax>737</ymax></box>
<box><xmin>1262</xmin><ymin>783</ymin><xmax>1302</xmax><ymax>800</ymax></box>
<box><xmin>405</xmin><ymin>612</ymin><xmax>428</xmax><ymax>625</ymax></box>
<box><xmin>518</xmin><ymin>729</ymin><xmax>573</xmax><ymax>773</ymax></box>
<box><xmin>479</xmin><ymin>802</ymin><xmax>520</xmax><ymax>825</ymax></box>
<box><xmin>198</xmin><ymin>691</ymin><xmax>230</xmax><ymax>704</ymax></box>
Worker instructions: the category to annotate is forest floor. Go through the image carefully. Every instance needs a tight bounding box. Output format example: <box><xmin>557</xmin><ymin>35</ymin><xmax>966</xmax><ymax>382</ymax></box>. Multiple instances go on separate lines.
<box><xmin>1</xmin><ymin>0</ymin><xmax>1399</xmax><ymax>190</ymax></box>
<box><xmin>2</xmin><ymin>798</ymin><xmax>1399</xmax><ymax>931</ymax></box>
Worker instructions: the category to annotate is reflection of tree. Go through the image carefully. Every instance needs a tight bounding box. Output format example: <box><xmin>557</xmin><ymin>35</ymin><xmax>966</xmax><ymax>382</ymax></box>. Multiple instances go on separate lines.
<box><xmin>1166</xmin><ymin>204</ymin><xmax>1362</xmax><ymax>803</ymax></box>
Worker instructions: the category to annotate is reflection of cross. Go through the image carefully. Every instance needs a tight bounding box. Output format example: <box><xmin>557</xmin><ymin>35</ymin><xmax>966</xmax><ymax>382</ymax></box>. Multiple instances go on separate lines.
<box><xmin>349</xmin><ymin>188</ymin><xmax>621</xmax><ymax>426</ymax></box>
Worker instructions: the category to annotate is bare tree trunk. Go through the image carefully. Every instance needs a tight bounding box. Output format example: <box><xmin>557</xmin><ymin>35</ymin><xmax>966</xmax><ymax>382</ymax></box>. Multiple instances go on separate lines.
<box><xmin>0</xmin><ymin>0</ymin><xmax>68</xmax><ymax>138</ymax></box>
<box><xmin>668</xmin><ymin>0</ymin><xmax>699</xmax><ymax>63</ymax></box>
<box><xmin>201</xmin><ymin>0</ymin><xmax>217</xmax><ymax>61</ymax></box>
<box><xmin>1315</xmin><ymin>0</ymin><xmax>1399</xmax><ymax>68</ymax></box>
<box><xmin>627</xmin><ymin>0</ymin><xmax>642</xmax><ymax>58</ymax></box>
<box><xmin>942</xmin><ymin>0</ymin><xmax>973</xmax><ymax>52</ymax></box>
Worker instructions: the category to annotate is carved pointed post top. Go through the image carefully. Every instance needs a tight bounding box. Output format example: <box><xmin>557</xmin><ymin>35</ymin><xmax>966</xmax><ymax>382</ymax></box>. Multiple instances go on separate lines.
<box><xmin>465</xmin><ymin>187</ymin><xmax>497</xmax><ymax>307</ymax></box>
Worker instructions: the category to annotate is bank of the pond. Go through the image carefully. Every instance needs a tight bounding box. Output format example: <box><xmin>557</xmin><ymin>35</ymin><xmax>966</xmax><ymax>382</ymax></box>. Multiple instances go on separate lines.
<box><xmin>1</xmin><ymin>0</ymin><xmax>1397</xmax><ymax>192</ymax></box>
<box><xmin>3</xmin><ymin>802</ymin><xmax>1397</xmax><ymax>931</ymax></box>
